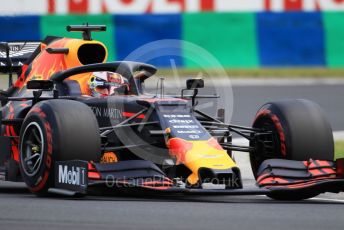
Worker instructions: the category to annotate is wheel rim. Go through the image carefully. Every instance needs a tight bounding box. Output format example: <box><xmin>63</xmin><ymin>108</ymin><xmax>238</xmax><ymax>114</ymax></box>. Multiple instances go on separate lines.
<box><xmin>250</xmin><ymin>116</ymin><xmax>282</xmax><ymax>177</ymax></box>
<box><xmin>20</xmin><ymin>122</ymin><xmax>44</xmax><ymax>177</ymax></box>
<box><xmin>255</xmin><ymin>117</ymin><xmax>281</xmax><ymax>159</ymax></box>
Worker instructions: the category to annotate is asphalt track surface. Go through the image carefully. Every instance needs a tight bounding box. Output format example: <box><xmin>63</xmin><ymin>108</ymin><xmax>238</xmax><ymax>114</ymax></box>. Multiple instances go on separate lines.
<box><xmin>1</xmin><ymin>79</ymin><xmax>344</xmax><ymax>230</ymax></box>
<box><xmin>230</xmin><ymin>84</ymin><xmax>344</xmax><ymax>131</ymax></box>
<box><xmin>0</xmin><ymin>181</ymin><xmax>343</xmax><ymax>230</ymax></box>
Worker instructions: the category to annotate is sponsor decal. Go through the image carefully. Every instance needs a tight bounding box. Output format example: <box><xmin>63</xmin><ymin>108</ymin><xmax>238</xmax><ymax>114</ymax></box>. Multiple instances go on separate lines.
<box><xmin>163</xmin><ymin>114</ymin><xmax>191</xmax><ymax>118</ymax></box>
<box><xmin>176</xmin><ymin>130</ymin><xmax>202</xmax><ymax>134</ymax></box>
<box><xmin>55</xmin><ymin>161</ymin><xmax>88</xmax><ymax>193</ymax></box>
<box><xmin>0</xmin><ymin>61</ymin><xmax>23</xmax><ymax>66</ymax></box>
<box><xmin>0</xmin><ymin>42</ymin><xmax>41</xmax><ymax>70</ymax></box>
<box><xmin>162</xmin><ymin>112</ymin><xmax>208</xmax><ymax>140</ymax></box>
<box><xmin>9</xmin><ymin>45</ymin><xmax>20</xmax><ymax>52</ymax></box>
<box><xmin>173</xmin><ymin>125</ymin><xmax>199</xmax><ymax>129</ymax></box>
<box><xmin>188</xmin><ymin>134</ymin><xmax>200</xmax><ymax>139</ymax></box>
<box><xmin>58</xmin><ymin>165</ymin><xmax>86</xmax><ymax>186</ymax></box>
<box><xmin>168</xmin><ymin>119</ymin><xmax>194</xmax><ymax>124</ymax></box>
<box><xmin>90</xmin><ymin>107</ymin><xmax>123</xmax><ymax>119</ymax></box>
<box><xmin>2</xmin><ymin>0</ymin><xmax>344</xmax><ymax>15</ymax></box>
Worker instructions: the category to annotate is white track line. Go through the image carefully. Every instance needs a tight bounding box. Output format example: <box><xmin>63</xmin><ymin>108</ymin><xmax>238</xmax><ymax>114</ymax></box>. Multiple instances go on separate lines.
<box><xmin>333</xmin><ymin>131</ymin><xmax>344</xmax><ymax>141</ymax></box>
<box><xmin>153</xmin><ymin>77</ymin><xmax>344</xmax><ymax>87</ymax></box>
<box><xmin>310</xmin><ymin>197</ymin><xmax>344</xmax><ymax>203</ymax></box>
<box><xmin>230</xmin><ymin>78</ymin><xmax>344</xmax><ymax>87</ymax></box>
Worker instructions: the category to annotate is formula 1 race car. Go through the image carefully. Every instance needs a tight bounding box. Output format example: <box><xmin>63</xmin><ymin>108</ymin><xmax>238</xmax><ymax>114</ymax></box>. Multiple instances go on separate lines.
<box><xmin>0</xmin><ymin>25</ymin><xmax>343</xmax><ymax>200</ymax></box>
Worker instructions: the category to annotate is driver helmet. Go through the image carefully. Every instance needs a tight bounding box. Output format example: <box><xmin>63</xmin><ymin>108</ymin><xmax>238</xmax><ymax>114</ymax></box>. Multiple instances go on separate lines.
<box><xmin>88</xmin><ymin>72</ymin><xmax>129</xmax><ymax>97</ymax></box>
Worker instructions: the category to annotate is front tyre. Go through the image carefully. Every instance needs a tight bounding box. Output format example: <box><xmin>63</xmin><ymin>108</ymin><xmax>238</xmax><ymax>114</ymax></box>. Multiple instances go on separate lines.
<box><xmin>19</xmin><ymin>100</ymin><xmax>101</xmax><ymax>196</ymax></box>
<box><xmin>250</xmin><ymin>99</ymin><xmax>334</xmax><ymax>200</ymax></box>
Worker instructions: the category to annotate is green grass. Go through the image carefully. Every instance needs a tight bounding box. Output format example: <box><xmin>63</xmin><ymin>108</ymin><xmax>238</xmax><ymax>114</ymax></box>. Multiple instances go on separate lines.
<box><xmin>158</xmin><ymin>68</ymin><xmax>344</xmax><ymax>78</ymax></box>
<box><xmin>4</xmin><ymin>68</ymin><xmax>344</xmax><ymax>80</ymax></box>
<box><xmin>335</xmin><ymin>141</ymin><xmax>344</xmax><ymax>160</ymax></box>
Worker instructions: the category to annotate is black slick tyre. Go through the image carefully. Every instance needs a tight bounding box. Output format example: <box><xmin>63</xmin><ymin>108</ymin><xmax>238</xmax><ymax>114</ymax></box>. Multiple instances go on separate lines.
<box><xmin>250</xmin><ymin>99</ymin><xmax>334</xmax><ymax>200</ymax></box>
<box><xmin>19</xmin><ymin>99</ymin><xmax>100</xmax><ymax>196</ymax></box>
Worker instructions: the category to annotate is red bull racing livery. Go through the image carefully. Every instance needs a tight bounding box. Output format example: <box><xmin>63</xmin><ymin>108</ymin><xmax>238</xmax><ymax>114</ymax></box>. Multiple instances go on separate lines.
<box><xmin>0</xmin><ymin>25</ymin><xmax>343</xmax><ymax>200</ymax></box>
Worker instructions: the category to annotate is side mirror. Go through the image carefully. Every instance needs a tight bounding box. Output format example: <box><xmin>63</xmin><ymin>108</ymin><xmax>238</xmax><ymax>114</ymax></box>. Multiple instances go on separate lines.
<box><xmin>186</xmin><ymin>79</ymin><xmax>204</xmax><ymax>89</ymax></box>
<box><xmin>27</xmin><ymin>80</ymin><xmax>54</xmax><ymax>90</ymax></box>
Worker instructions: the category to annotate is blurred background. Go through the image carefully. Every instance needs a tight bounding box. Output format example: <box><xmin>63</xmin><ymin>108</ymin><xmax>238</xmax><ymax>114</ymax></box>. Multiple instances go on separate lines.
<box><xmin>1</xmin><ymin>0</ymin><xmax>344</xmax><ymax>72</ymax></box>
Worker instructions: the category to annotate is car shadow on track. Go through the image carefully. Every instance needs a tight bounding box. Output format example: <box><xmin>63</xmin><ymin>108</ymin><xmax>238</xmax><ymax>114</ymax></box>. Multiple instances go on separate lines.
<box><xmin>79</xmin><ymin>193</ymin><xmax>344</xmax><ymax>205</ymax></box>
<box><xmin>0</xmin><ymin>182</ymin><xmax>30</xmax><ymax>194</ymax></box>
<box><xmin>0</xmin><ymin>181</ymin><xmax>343</xmax><ymax>204</ymax></box>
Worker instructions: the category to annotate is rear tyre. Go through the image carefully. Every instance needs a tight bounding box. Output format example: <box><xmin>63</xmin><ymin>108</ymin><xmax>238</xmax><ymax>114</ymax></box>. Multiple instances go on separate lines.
<box><xmin>250</xmin><ymin>99</ymin><xmax>334</xmax><ymax>200</ymax></box>
<box><xmin>19</xmin><ymin>99</ymin><xmax>101</xmax><ymax>196</ymax></box>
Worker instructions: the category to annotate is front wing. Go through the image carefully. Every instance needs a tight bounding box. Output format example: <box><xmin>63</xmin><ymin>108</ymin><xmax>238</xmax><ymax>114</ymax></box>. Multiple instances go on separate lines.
<box><xmin>49</xmin><ymin>159</ymin><xmax>344</xmax><ymax>198</ymax></box>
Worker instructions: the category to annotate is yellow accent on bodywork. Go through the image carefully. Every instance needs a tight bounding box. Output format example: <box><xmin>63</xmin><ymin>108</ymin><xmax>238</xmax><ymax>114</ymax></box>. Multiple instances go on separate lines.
<box><xmin>64</xmin><ymin>39</ymin><xmax>108</xmax><ymax>68</ymax></box>
<box><xmin>69</xmin><ymin>72</ymin><xmax>93</xmax><ymax>95</ymax></box>
<box><xmin>183</xmin><ymin>140</ymin><xmax>237</xmax><ymax>185</ymax></box>
<box><xmin>63</xmin><ymin>39</ymin><xmax>108</xmax><ymax>94</ymax></box>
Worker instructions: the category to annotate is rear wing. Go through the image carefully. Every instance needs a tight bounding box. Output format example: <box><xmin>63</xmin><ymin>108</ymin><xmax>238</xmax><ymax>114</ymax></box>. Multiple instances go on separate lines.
<box><xmin>0</xmin><ymin>41</ymin><xmax>41</xmax><ymax>73</ymax></box>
